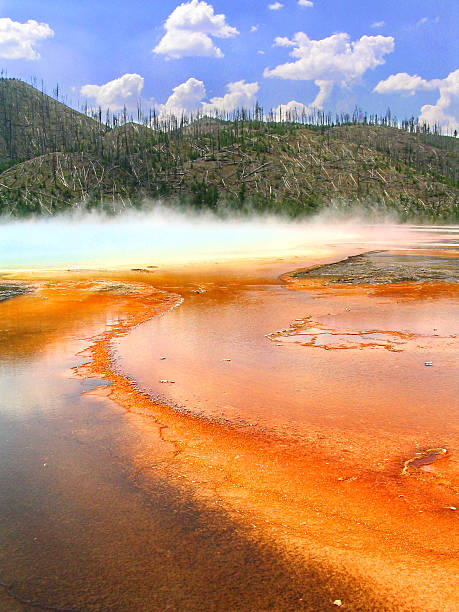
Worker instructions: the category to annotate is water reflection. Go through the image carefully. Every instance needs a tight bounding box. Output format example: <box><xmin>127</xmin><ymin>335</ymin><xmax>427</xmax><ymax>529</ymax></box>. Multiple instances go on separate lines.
<box><xmin>0</xmin><ymin>228</ymin><xmax>458</xmax><ymax>610</ymax></box>
<box><xmin>2</xmin><ymin>282</ymin><xmax>392</xmax><ymax>610</ymax></box>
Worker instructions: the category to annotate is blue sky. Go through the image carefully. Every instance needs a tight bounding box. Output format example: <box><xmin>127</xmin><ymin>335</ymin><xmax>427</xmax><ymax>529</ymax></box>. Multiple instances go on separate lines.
<box><xmin>1</xmin><ymin>0</ymin><xmax>458</xmax><ymax>130</ymax></box>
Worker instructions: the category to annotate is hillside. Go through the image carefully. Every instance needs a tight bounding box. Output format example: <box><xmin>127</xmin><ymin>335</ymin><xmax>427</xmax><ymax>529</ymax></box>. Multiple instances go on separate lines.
<box><xmin>0</xmin><ymin>78</ymin><xmax>106</xmax><ymax>167</ymax></box>
<box><xmin>0</xmin><ymin>79</ymin><xmax>457</xmax><ymax>221</ymax></box>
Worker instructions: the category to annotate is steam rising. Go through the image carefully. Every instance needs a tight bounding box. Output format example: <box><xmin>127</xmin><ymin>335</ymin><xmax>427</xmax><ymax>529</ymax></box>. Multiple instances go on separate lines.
<box><xmin>0</xmin><ymin>205</ymin><xmax>430</xmax><ymax>270</ymax></box>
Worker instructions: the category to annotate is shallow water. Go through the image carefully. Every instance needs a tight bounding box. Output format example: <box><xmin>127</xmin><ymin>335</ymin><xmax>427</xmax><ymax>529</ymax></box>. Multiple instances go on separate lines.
<box><xmin>1</xmin><ymin>282</ymin><xmax>368</xmax><ymax>611</ymax></box>
<box><xmin>114</xmin><ymin>251</ymin><xmax>458</xmax><ymax>471</ymax></box>
<box><xmin>0</xmin><ymin>225</ymin><xmax>458</xmax><ymax>610</ymax></box>
<box><xmin>110</xmin><ymin>237</ymin><xmax>458</xmax><ymax>610</ymax></box>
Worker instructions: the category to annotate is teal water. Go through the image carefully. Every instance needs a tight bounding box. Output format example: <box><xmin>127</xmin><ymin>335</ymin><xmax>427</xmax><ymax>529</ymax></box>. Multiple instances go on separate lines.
<box><xmin>0</xmin><ymin>213</ymin><xmax>314</xmax><ymax>268</ymax></box>
<box><xmin>0</xmin><ymin>213</ymin><xmax>436</xmax><ymax>269</ymax></box>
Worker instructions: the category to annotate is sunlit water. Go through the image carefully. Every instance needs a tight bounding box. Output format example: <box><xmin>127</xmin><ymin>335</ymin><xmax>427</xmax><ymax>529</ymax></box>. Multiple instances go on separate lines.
<box><xmin>114</xmin><ymin>251</ymin><xmax>459</xmax><ymax>467</ymax></box>
<box><xmin>0</xmin><ymin>218</ymin><xmax>458</xmax><ymax>610</ymax></box>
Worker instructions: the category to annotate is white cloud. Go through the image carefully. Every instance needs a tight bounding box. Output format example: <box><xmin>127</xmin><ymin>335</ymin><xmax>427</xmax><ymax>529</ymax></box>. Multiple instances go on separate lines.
<box><xmin>153</xmin><ymin>0</ymin><xmax>238</xmax><ymax>59</ymax></box>
<box><xmin>373</xmin><ymin>72</ymin><xmax>439</xmax><ymax>96</ymax></box>
<box><xmin>80</xmin><ymin>74</ymin><xmax>144</xmax><ymax>111</ymax></box>
<box><xmin>158</xmin><ymin>77</ymin><xmax>207</xmax><ymax>116</ymax></box>
<box><xmin>155</xmin><ymin>30</ymin><xmax>225</xmax><ymax>59</ymax></box>
<box><xmin>374</xmin><ymin>69</ymin><xmax>459</xmax><ymax>132</ymax></box>
<box><xmin>275</xmin><ymin>100</ymin><xmax>308</xmax><ymax>119</ymax></box>
<box><xmin>405</xmin><ymin>16</ymin><xmax>439</xmax><ymax>31</ymax></box>
<box><xmin>371</xmin><ymin>21</ymin><xmax>385</xmax><ymax>29</ymax></box>
<box><xmin>310</xmin><ymin>80</ymin><xmax>334</xmax><ymax>107</ymax></box>
<box><xmin>269</xmin><ymin>2</ymin><xmax>284</xmax><ymax>10</ymax></box>
<box><xmin>0</xmin><ymin>17</ymin><xmax>54</xmax><ymax>60</ymax></box>
<box><xmin>273</xmin><ymin>36</ymin><xmax>296</xmax><ymax>47</ymax></box>
<box><xmin>201</xmin><ymin>80</ymin><xmax>259</xmax><ymax>114</ymax></box>
<box><xmin>419</xmin><ymin>70</ymin><xmax>459</xmax><ymax>131</ymax></box>
<box><xmin>298</xmin><ymin>0</ymin><xmax>314</xmax><ymax>7</ymax></box>
<box><xmin>155</xmin><ymin>78</ymin><xmax>259</xmax><ymax>118</ymax></box>
<box><xmin>264</xmin><ymin>32</ymin><xmax>394</xmax><ymax>107</ymax></box>
<box><xmin>274</xmin><ymin>80</ymin><xmax>333</xmax><ymax>120</ymax></box>
<box><xmin>266</xmin><ymin>32</ymin><xmax>394</xmax><ymax>82</ymax></box>
<box><xmin>251</xmin><ymin>25</ymin><xmax>259</xmax><ymax>32</ymax></box>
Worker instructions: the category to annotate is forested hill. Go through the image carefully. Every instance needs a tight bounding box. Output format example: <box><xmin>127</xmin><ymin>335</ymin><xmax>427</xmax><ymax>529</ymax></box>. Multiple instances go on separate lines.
<box><xmin>0</xmin><ymin>79</ymin><xmax>106</xmax><ymax>163</ymax></box>
<box><xmin>0</xmin><ymin>78</ymin><xmax>457</xmax><ymax>221</ymax></box>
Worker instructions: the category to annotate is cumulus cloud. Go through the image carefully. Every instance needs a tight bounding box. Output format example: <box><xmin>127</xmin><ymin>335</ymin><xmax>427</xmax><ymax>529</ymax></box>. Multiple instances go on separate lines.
<box><xmin>264</xmin><ymin>32</ymin><xmax>394</xmax><ymax>108</ymax></box>
<box><xmin>153</xmin><ymin>0</ymin><xmax>238</xmax><ymax>59</ymax></box>
<box><xmin>374</xmin><ymin>69</ymin><xmax>459</xmax><ymax>132</ymax></box>
<box><xmin>274</xmin><ymin>100</ymin><xmax>309</xmax><ymax>120</ymax></box>
<box><xmin>298</xmin><ymin>0</ymin><xmax>314</xmax><ymax>7</ymax></box>
<box><xmin>373</xmin><ymin>72</ymin><xmax>439</xmax><ymax>96</ymax></box>
<box><xmin>371</xmin><ymin>21</ymin><xmax>385</xmax><ymax>29</ymax></box>
<box><xmin>274</xmin><ymin>80</ymin><xmax>333</xmax><ymax>120</ymax></box>
<box><xmin>273</xmin><ymin>36</ymin><xmax>296</xmax><ymax>47</ymax></box>
<box><xmin>155</xmin><ymin>78</ymin><xmax>259</xmax><ymax>117</ymax></box>
<box><xmin>266</xmin><ymin>32</ymin><xmax>394</xmax><ymax>82</ymax></box>
<box><xmin>269</xmin><ymin>2</ymin><xmax>284</xmax><ymax>9</ymax></box>
<box><xmin>201</xmin><ymin>80</ymin><xmax>259</xmax><ymax>113</ymax></box>
<box><xmin>158</xmin><ymin>77</ymin><xmax>207</xmax><ymax>116</ymax></box>
<box><xmin>0</xmin><ymin>17</ymin><xmax>54</xmax><ymax>60</ymax></box>
<box><xmin>419</xmin><ymin>71</ymin><xmax>459</xmax><ymax>132</ymax></box>
<box><xmin>80</xmin><ymin>74</ymin><xmax>144</xmax><ymax>111</ymax></box>
<box><xmin>310</xmin><ymin>80</ymin><xmax>334</xmax><ymax>107</ymax></box>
